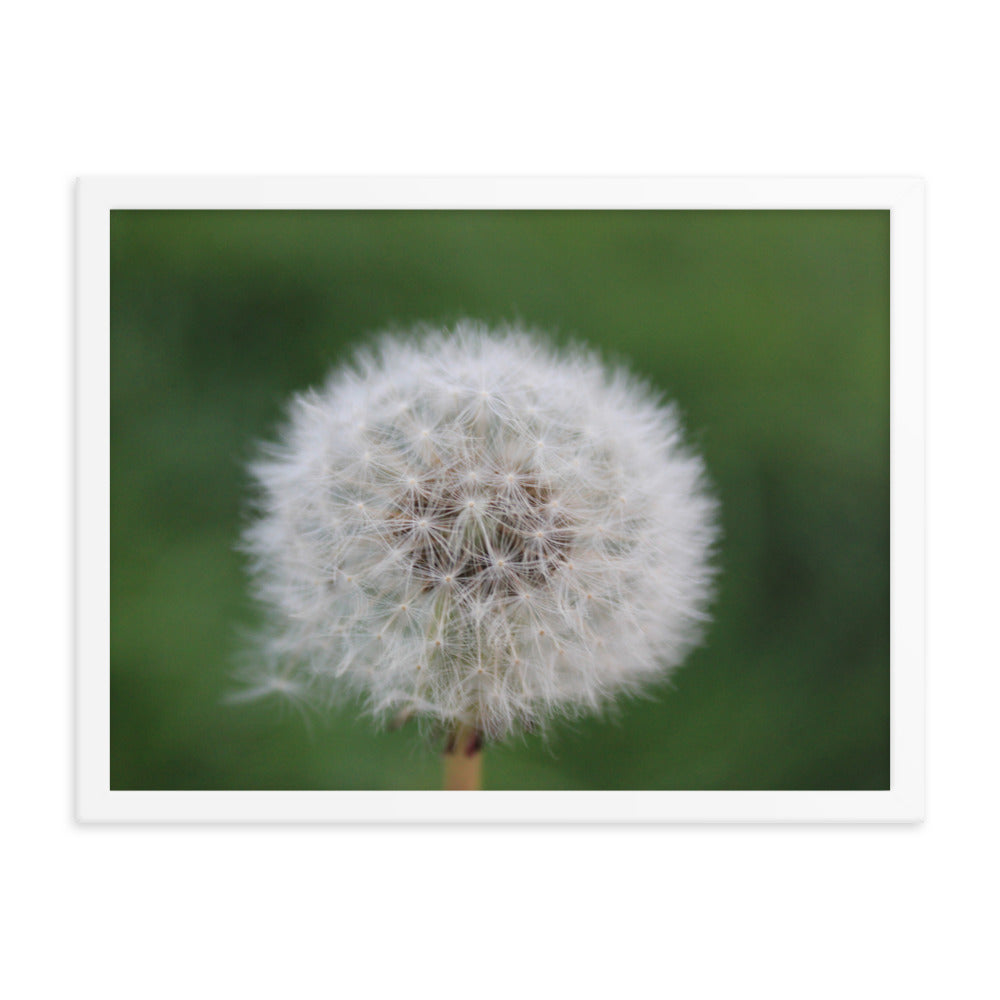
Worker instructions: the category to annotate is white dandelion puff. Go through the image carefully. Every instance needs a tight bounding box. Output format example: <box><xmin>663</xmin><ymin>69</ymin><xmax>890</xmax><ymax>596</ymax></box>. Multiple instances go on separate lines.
<box><xmin>240</xmin><ymin>320</ymin><xmax>719</xmax><ymax>742</ymax></box>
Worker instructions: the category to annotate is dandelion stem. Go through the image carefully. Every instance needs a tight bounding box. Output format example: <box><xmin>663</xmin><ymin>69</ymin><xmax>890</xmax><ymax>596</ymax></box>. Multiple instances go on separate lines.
<box><xmin>443</xmin><ymin>724</ymin><xmax>482</xmax><ymax>790</ymax></box>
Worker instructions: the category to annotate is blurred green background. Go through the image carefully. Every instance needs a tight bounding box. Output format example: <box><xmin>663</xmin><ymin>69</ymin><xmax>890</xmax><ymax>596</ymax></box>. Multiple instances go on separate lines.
<box><xmin>111</xmin><ymin>209</ymin><xmax>889</xmax><ymax>790</ymax></box>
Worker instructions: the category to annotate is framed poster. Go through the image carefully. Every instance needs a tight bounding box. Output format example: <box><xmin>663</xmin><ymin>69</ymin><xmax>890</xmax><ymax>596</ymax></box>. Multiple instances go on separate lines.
<box><xmin>77</xmin><ymin>177</ymin><xmax>923</xmax><ymax>822</ymax></box>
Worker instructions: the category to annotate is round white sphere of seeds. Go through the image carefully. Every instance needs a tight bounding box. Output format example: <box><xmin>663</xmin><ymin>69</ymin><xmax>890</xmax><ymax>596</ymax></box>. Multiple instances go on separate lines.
<box><xmin>242</xmin><ymin>321</ymin><xmax>719</xmax><ymax>740</ymax></box>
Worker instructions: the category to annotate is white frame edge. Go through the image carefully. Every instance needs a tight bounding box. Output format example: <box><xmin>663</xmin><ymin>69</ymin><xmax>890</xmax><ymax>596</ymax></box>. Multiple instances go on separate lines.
<box><xmin>76</xmin><ymin>176</ymin><xmax>925</xmax><ymax>823</ymax></box>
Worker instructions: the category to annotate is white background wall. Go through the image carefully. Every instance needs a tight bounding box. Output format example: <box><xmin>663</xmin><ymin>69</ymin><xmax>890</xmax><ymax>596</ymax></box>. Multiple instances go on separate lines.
<box><xmin>2</xmin><ymin>3</ymin><xmax>993</xmax><ymax>997</ymax></box>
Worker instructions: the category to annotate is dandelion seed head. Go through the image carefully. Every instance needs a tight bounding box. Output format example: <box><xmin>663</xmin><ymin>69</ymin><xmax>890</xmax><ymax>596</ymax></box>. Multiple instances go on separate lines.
<box><xmin>241</xmin><ymin>320</ymin><xmax>719</xmax><ymax>739</ymax></box>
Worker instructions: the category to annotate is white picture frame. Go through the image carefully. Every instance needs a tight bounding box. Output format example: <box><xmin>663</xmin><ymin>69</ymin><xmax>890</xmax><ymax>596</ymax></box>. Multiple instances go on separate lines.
<box><xmin>77</xmin><ymin>176</ymin><xmax>924</xmax><ymax>823</ymax></box>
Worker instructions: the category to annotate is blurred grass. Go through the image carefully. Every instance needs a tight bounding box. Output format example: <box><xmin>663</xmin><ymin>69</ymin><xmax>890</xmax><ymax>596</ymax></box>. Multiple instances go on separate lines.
<box><xmin>111</xmin><ymin>209</ymin><xmax>888</xmax><ymax>790</ymax></box>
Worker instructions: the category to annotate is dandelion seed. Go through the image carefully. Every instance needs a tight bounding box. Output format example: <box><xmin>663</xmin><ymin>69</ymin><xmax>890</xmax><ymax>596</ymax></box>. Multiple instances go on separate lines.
<box><xmin>240</xmin><ymin>320</ymin><xmax>719</xmax><ymax>780</ymax></box>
